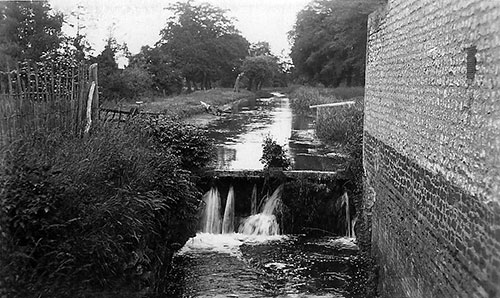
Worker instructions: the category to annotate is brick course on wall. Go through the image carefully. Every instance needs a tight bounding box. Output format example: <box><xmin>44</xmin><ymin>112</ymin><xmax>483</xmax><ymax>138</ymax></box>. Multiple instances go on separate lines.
<box><xmin>363</xmin><ymin>0</ymin><xmax>500</xmax><ymax>297</ymax></box>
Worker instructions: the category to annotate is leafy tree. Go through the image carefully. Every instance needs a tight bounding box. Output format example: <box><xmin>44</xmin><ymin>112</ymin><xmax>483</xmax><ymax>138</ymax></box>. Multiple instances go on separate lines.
<box><xmin>0</xmin><ymin>1</ymin><xmax>63</xmax><ymax>65</ymax></box>
<box><xmin>93</xmin><ymin>37</ymin><xmax>127</xmax><ymax>100</ymax></box>
<box><xmin>129</xmin><ymin>45</ymin><xmax>183</xmax><ymax>95</ymax></box>
<box><xmin>241</xmin><ymin>55</ymin><xmax>280</xmax><ymax>91</ymax></box>
<box><xmin>121</xmin><ymin>65</ymin><xmax>153</xmax><ymax>99</ymax></box>
<box><xmin>158</xmin><ymin>1</ymin><xmax>249</xmax><ymax>91</ymax></box>
<box><xmin>289</xmin><ymin>0</ymin><xmax>383</xmax><ymax>86</ymax></box>
<box><xmin>64</xmin><ymin>3</ymin><xmax>93</xmax><ymax>61</ymax></box>
<box><xmin>249</xmin><ymin>41</ymin><xmax>272</xmax><ymax>57</ymax></box>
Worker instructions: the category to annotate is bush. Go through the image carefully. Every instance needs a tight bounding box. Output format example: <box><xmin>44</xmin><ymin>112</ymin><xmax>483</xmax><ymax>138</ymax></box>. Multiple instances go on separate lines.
<box><xmin>136</xmin><ymin>116</ymin><xmax>215</xmax><ymax>171</ymax></box>
<box><xmin>0</xmin><ymin>118</ymin><xmax>212</xmax><ymax>296</ymax></box>
<box><xmin>260</xmin><ymin>136</ymin><xmax>291</xmax><ymax>170</ymax></box>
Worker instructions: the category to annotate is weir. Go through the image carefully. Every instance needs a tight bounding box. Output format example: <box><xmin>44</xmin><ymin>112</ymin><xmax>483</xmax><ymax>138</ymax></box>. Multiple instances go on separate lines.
<box><xmin>198</xmin><ymin>177</ymin><xmax>355</xmax><ymax>237</ymax></box>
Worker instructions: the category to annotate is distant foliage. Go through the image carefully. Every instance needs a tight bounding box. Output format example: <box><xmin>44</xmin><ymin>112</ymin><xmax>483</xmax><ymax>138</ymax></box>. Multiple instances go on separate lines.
<box><xmin>241</xmin><ymin>55</ymin><xmax>281</xmax><ymax>91</ymax></box>
<box><xmin>121</xmin><ymin>65</ymin><xmax>153</xmax><ymax>98</ymax></box>
<box><xmin>0</xmin><ymin>118</ymin><xmax>214</xmax><ymax>296</ymax></box>
<box><xmin>129</xmin><ymin>45</ymin><xmax>185</xmax><ymax>96</ymax></box>
<box><xmin>260</xmin><ymin>136</ymin><xmax>291</xmax><ymax>170</ymax></box>
<box><xmin>289</xmin><ymin>0</ymin><xmax>384</xmax><ymax>86</ymax></box>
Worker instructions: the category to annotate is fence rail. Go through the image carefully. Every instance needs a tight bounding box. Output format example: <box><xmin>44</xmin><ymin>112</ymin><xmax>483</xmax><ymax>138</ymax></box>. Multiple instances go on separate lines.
<box><xmin>0</xmin><ymin>61</ymin><xmax>98</xmax><ymax>147</ymax></box>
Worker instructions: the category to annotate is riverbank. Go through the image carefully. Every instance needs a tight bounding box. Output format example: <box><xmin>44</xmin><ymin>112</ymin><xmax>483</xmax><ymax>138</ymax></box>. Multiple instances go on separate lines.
<box><xmin>102</xmin><ymin>88</ymin><xmax>258</xmax><ymax>119</ymax></box>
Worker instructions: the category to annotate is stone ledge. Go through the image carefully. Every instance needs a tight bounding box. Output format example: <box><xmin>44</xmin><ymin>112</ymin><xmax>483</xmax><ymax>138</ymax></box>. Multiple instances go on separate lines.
<box><xmin>202</xmin><ymin>169</ymin><xmax>347</xmax><ymax>180</ymax></box>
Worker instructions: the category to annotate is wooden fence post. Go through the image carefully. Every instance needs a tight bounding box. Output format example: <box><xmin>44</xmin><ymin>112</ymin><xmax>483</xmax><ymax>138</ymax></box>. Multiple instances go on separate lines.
<box><xmin>84</xmin><ymin>64</ymin><xmax>98</xmax><ymax>135</ymax></box>
<box><xmin>89</xmin><ymin>63</ymin><xmax>98</xmax><ymax>120</ymax></box>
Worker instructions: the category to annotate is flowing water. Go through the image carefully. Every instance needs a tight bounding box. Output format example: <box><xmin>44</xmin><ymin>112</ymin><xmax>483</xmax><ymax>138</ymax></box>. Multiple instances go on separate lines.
<box><xmin>169</xmin><ymin>93</ymin><xmax>365</xmax><ymax>297</ymax></box>
<box><xmin>206</xmin><ymin>94</ymin><xmax>348</xmax><ymax>171</ymax></box>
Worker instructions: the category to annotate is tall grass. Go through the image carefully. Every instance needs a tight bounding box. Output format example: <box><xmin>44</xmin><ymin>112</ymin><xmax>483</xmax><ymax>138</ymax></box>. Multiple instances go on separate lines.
<box><xmin>0</xmin><ymin>117</ymin><xmax>213</xmax><ymax>297</ymax></box>
<box><xmin>288</xmin><ymin>86</ymin><xmax>364</xmax><ymax>114</ymax></box>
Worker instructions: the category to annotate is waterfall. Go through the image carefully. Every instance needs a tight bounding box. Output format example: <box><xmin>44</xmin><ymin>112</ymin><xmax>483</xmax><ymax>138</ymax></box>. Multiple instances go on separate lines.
<box><xmin>201</xmin><ymin>187</ymin><xmax>222</xmax><ymax>234</ymax></box>
<box><xmin>260</xmin><ymin>184</ymin><xmax>283</xmax><ymax>215</ymax></box>
<box><xmin>238</xmin><ymin>184</ymin><xmax>283</xmax><ymax>236</ymax></box>
<box><xmin>251</xmin><ymin>184</ymin><xmax>258</xmax><ymax>215</ymax></box>
<box><xmin>342</xmin><ymin>192</ymin><xmax>355</xmax><ymax>238</ymax></box>
<box><xmin>222</xmin><ymin>185</ymin><xmax>235</xmax><ymax>233</ymax></box>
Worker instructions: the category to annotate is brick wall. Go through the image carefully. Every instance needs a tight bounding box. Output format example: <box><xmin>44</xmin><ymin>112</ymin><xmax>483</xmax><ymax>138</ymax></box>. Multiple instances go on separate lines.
<box><xmin>363</xmin><ymin>1</ymin><xmax>500</xmax><ymax>297</ymax></box>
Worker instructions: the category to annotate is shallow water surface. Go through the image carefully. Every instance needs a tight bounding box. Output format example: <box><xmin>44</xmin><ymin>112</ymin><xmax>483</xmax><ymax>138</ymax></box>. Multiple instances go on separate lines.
<box><xmin>206</xmin><ymin>94</ymin><xmax>347</xmax><ymax>171</ymax></box>
<box><xmin>168</xmin><ymin>233</ymin><xmax>361</xmax><ymax>298</ymax></box>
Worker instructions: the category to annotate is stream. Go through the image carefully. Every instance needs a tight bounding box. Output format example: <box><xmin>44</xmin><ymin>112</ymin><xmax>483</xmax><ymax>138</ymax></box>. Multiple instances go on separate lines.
<box><xmin>168</xmin><ymin>93</ymin><xmax>367</xmax><ymax>298</ymax></box>
<box><xmin>205</xmin><ymin>93</ymin><xmax>348</xmax><ymax>171</ymax></box>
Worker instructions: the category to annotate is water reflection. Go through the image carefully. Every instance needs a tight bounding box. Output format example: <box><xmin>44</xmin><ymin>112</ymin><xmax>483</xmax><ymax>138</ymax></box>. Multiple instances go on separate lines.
<box><xmin>207</xmin><ymin>94</ymin><xmax>347</xmax><ymax>171</ymax></box>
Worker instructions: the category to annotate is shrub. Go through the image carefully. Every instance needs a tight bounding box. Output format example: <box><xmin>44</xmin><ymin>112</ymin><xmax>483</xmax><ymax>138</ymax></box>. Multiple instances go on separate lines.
<box><xmin>0</xmin><ymin>118</ymin><xmax>211</xmax><ymax>296</ymax></box>
<box><xmin>136</xmin><ymin>115</ymin><xmax>215</xmax><ymax>171</ymax></box>
<box><xmin>260</xmin><ymin>136</ymin><xmax>291</xmax><ymax>170</ymax></box>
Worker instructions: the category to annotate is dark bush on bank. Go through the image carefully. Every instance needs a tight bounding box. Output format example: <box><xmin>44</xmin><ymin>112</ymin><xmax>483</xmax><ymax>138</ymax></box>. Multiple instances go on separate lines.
<box><xmin>281</xmin><ymin>179</ymin><xmax>347</xmax><ymax>235</ymax></box>
<box><xmin>136</xmin><ymin>116</ymin><xmax>215</xmax><ymax>171</ymax></box>
<box><xmin>0</xmin><ymin>118</ymin><xmax>212</xmax><ymax>296</ymax></box>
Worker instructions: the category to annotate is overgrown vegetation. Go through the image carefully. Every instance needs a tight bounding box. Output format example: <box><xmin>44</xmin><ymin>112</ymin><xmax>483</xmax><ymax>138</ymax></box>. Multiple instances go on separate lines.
<box><xmin>0</xmin><ymin>117</ymin><xmax>213</xmax><ymax>297</ymax></box>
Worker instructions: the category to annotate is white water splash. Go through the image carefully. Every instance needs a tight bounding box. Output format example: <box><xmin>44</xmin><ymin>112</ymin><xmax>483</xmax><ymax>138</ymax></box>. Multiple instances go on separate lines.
<box><xmin>238</xmin><ymin>184</ymin><xmax>283</xmax><ymax>236</ymax></box>
<box><xmin>238</xmin><ymin>214</ymin><xmax>280</xmax><ymax>236</ymax></box>
<box><xmin>179</xmin><ymin>232</ymin><xmax>287</xmax><ymax>257</ymax></box>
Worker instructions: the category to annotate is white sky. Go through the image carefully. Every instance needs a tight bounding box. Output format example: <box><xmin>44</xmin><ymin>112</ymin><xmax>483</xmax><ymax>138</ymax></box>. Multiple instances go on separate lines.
<box><xmin>49</xmin><ymin>0</ymin><xmax>311</xmax><ymax>58</ymax></box>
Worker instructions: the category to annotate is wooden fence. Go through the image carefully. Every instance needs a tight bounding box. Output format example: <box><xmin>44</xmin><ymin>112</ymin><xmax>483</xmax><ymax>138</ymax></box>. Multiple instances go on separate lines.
<box><xmin>0</xmin><ymin>61</ymin><xmax>98</xmax><ymax>147</ymax></box>
<box><xmin>99</xmin><ymin>107</ymin><xmax>160</xmax><ymax>123</ymax></box>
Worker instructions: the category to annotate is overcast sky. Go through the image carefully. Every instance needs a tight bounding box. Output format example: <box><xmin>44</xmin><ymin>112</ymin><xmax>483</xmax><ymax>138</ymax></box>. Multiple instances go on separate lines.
<box><xmin>49</xmin><ymin>0</ymin><xmax>311</xmax><ymax>59</ymax></box>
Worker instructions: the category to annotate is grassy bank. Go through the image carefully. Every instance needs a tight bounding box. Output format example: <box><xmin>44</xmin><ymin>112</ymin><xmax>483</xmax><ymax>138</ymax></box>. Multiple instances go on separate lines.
<box><xmin>104</xmin><ymin>88</ymin><xmax>256</xmax><ymax>119</ymax></box>
<box><xmin>0</xmin><ymin>117</ymin><xmax>214</xmax><ymax>297</ymax></box>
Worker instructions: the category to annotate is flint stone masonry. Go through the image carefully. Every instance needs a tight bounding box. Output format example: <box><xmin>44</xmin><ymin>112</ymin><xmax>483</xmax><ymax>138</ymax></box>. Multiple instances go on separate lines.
<box><xmin>363</xmin><ymin>0</ymin><xmax>500</xmax><ymax>297</ymax></box>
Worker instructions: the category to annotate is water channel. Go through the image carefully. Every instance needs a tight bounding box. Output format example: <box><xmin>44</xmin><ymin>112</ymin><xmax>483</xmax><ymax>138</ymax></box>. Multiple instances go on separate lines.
<box><xmin>205</xmin><ymin>93</ymin><xmax>348</xmax><ymax>171</ymax></box>
<box><xmin>169</xmin><ymin>93</ymin><xmax>366</xmax><ymax>298</ymax></box>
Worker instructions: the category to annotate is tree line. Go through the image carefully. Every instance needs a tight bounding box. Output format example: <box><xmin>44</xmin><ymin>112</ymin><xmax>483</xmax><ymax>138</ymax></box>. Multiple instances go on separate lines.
<box><xmin>1</xmin><ymin>0</ymin><xmax>384</xmax><ymax>100</ymax></box>
<box><xmin>289</xmin><ymin>0</ymin><xmax>385</xmax><ymax>87</ymax></box>
<box><xmin>0</xmin><ymin>1</ymin><xmax>286</xmax><ymax>101</ymax></box>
